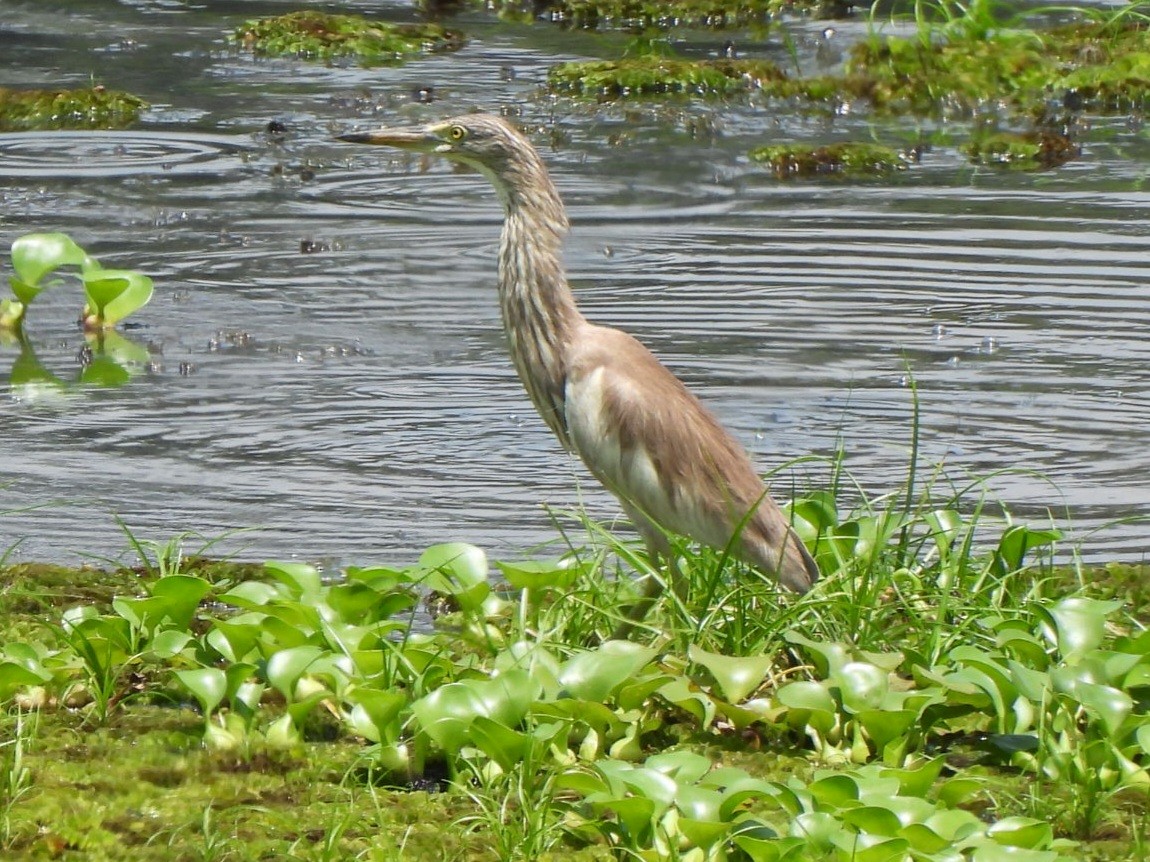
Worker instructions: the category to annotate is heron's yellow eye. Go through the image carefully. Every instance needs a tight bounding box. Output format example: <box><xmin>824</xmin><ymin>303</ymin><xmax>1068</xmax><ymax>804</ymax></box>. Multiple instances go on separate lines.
<box><xmin>449</xmin><ymin>125</ymin><xmax>466</xmax><ymax>141</ymax></box>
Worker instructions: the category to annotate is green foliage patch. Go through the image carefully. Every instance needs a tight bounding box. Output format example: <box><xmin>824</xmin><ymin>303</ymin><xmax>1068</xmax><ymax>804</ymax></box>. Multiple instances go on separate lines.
<box><xmin>0</xmin><ymin>86</ymin><xmax>145</xmax><ymax>132</ymax></box>
<box><xmin>232</xmin><ymin>10</ymin><xmax>464</xmax><ymax>66</ymax></box>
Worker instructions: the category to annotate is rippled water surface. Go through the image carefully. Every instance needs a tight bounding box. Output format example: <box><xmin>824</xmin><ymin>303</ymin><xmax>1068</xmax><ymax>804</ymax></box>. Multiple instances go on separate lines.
<box><xmin>3</xmin><ymin>0</ymin><xmax>1149</xmax><ymax>566</ymax></box>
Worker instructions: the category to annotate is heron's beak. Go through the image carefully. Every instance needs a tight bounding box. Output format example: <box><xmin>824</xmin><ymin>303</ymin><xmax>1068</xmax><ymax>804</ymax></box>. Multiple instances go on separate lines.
<box><xmin>337</xmin><ymin>127</ymin><xmax>439</xmax><ymax>152</ymax></box>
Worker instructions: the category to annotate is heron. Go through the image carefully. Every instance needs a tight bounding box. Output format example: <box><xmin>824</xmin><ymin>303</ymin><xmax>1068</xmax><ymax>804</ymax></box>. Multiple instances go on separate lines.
<box><xmin>338</xmin><ymin>114</ymin><xmax>818</xmax><ymax>635</ymax></box>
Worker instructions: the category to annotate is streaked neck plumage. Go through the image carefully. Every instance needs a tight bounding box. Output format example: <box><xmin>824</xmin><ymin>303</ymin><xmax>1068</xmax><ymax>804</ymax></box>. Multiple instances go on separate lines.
<box><xmin>482</xmin><ymin>144</ymin><xmax>584</xmax><ymax>449</ymax></box>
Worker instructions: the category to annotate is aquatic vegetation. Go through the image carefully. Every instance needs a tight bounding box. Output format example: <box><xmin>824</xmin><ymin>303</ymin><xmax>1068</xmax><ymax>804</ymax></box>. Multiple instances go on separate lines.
<box><xmin>548</xmin><ymin>57</ymin><xmax>789</xmax><ymax>97</ymax></box>
<box><xmin>0</xmin><ymin>233</ymin><xmax>153</xmax><ymax>333</ymax></box>
<box><xmin>961</xmin><ymin>129</ymin><xmax>1080</xmax><ymax>170</ymax></box>
<box><xmin>232</xmin><ymin>10</ymin><xmax>464</xmax><ymax>67</ymax></box>
<box><xmin>2</xmin><ymin>456</ymin><xmax>1149</xmax><ymax>859</ymax></box>
<box><xmin>749</xmin><ymin>141</ymin><xmax>910</xmax><ymax>177</ymax></box>
<box><xmin>0</xmin><ymin>86</ymin><xmax>145</xmax><ymax>132</ymax></box>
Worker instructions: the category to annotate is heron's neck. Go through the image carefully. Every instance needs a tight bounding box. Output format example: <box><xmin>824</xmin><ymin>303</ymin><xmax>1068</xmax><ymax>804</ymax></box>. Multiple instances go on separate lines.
<box><xmin>494</xmin><ymin>162</ymin><xmax>583</xmax><ymax>444</ymax></box>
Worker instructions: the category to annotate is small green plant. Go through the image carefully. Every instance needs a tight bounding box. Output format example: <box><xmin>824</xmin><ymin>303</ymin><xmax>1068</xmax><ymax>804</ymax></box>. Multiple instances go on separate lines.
<box><xmin>0</xmin><ymin>707</ymin><xmax>35</xmax><ymax>850</ymax></box>
<box><xmin>2</xmin><ymin>232</ymin><xmax>153</xmax><ymax>332</ymax></box>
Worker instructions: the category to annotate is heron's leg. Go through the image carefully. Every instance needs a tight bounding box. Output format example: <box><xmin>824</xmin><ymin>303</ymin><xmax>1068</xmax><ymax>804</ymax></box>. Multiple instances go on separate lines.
<box><xmin>610</xmin><ymin>544</ymin><xmax>688</xmax><ymax>641</ymax></box>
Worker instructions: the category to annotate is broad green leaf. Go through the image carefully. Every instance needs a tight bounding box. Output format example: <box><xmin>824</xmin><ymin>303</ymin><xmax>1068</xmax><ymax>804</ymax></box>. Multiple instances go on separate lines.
<box><xmin>418</xmin><ymin>542</ymin><xmax>488</xmax><ymax>592</ymax></box>
<box><xmin>677</xmin><ymin>815</ymin><xmax>730</xmax><ymax>850</ymax></box>
<box><xmin>11</xmin><ymin>232</ymin><xmax>88</xmax><ymax>285</ymax></box>
<box><xmin>808</xmin><ymin>773</ymin><xmax>859</xmax><ymax>807</ymax></box>
<box><xmin>986</xmin><ymin>816</ymin><xmax>1054</xmax><ymax>849</ymax></box>
<box><xmin>857</xmin><ymin>709</ymin><xmax>916</xmax><ymax>756</ymax></box>
<box><xmin>777</xmin><ymin>680</ymin><xmax>835</xmax><ymax>714</ymax></box>
<box><xmin>840</xmin><ymin>805</ymin><xmax>901</xmax><ymax>835</ymax></box>
<box><xmin>558</xmin><ymin>641</ymin><xmax>658</xmax><ymax>702</ymax></box>
<box><xmin>789</xmin><ymin>811</ymin><xmax>841</xmax><ymax>850</ymax></box>
<box><xmin>0</xmin><ymin>662</ymin><xmax>48</xmax><ymax>700</ymax></box>
<box><xmin>1070</xmin><ymin>681</ymin><xmax>1133</xmax><ymax>736</ymax></box>
<box><xmin>1044</xmin><ymin>597</ymin><xmax>1121</xmax><ymax>662</ymax></box>
<box><xmin>836</xmin><ymin>662</ymin><xmax>888</xmax><ymax>713</ymax></box>
<box><xmin>265</xmin><ymin>561</ymin><xmax>324</xmax><ymax>601</ymax></box>
<box><xmin>497</xmin><ymin>558</ymin><xmax>580</xmax><ymax>591</ymax></box>
<box><xmin>175</xmin><ymin>667</ymin><xmax>227</xmax><ymax>716</ymax></box>
<box><xmin>469</xmin><ymin>715</ymin><xmax>530</xmax><ymax>771</ymax></box>
<box><xmin>783</xmin><ymin>632</ymin><xmax>851</xmax><ymax>676</ymax></box>
<box><xmin>266</xmin><ymin>645</ymin><xmax>324</xmax><ymax>701</ymax></box>
<box><xmin>81</xmin><ymin>269</ymin><xmax>153</xmax><ymax>326</ymax></box>
<box><xmin>689</xmin><ymin>645</ymin><xmax>774</xmax><ymax>704</ymax></box>
<box><xmin>346</xmin><ymin>689</ymin><xmax>406</xmax><ymax>743</ymax></box>
<box><xmin>645</xmin><ymin>751</ymin><xmax>713</xmax><ymax>785</ymax></box>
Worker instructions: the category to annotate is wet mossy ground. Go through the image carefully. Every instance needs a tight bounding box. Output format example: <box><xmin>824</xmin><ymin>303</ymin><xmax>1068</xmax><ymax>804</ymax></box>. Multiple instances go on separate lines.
<box><xmin>1</xmin><ymin>560</ymin><xmax>1148</xmax><ymax>860</ymax></box>
<box><xmin>0</xmin><ymin>87</ymin><xmax>146</xmax><ymax>132</ymax></box>
<box><xmin>232</xmin><ymin>10</ymin><xmax>464</xmax><ymax>67</ymax></box>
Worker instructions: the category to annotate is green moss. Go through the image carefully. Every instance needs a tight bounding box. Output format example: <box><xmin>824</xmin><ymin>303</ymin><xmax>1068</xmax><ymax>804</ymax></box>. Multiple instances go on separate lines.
<box><xmin>749</xmin><ymin>141</ymin><xmax>910</xmax><ymax>178</ymax></box>
<box><xmin>232</xmin><ymin>10</ymin><xmax>464</xmax><ymax>67</ymax></box>
<box><xmin>547</xmin><ymin>57</ymin><xmax>787</xmax><ymax>98</ymax></box>
<box><xmin>961</xmin><ymin>129</ymin><xmax>1079</xmax><ymax>169</ymax></box>
<box><xmin>0</xmin><ymin>87</ymin><xmax>146</xmax><ymax>132</ymax></box>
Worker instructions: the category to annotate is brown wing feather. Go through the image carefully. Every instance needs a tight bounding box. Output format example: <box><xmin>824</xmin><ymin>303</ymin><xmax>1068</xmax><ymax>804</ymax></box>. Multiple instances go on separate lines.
<box><xmin>563</xmin><ymin>323</ymin><xmax>817</xmax><ymax>592</ymax></box>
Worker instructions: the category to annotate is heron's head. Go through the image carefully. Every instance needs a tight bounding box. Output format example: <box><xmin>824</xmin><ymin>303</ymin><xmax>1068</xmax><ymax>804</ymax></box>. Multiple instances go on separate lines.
<box><xmin>339</xmin><ymin>113</ymin><xmax>562</xmax><ymax>222</ymax></box>
<box><xmin>338</xmin><ymin>114</ymin><xmax>534</xmax><ymax>176</ymax></box>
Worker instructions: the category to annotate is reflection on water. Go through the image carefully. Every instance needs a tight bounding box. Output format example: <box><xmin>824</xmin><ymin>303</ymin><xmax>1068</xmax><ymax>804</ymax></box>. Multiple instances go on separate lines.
<box><xmin>1</xmin><ymin>2</ymin><xmax>1149</xmax><ymax>566</ymax></box>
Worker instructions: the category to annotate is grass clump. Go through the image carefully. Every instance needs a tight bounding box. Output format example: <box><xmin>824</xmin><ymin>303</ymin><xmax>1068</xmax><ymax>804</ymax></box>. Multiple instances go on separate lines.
<box><xmin>0</xmin><ymin>86</ymin><xmax>145</xmax><ymax>132</ymax></box>
<box><xmin>232</xmin><ymin>10</ymin><xmax>464</xmax><ymax>67</ymax></box>
<box><xmin>750</xmin><ymin>140</ymin><xmax>910</xmax><ymax>177</ymax></box>
<box><xmin>548</xmin><ymin>57</ymin><xmax>788</xmax><ymax>98</ymax></box>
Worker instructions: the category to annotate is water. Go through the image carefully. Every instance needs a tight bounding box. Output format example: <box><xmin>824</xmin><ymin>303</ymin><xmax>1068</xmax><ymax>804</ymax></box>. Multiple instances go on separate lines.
<box><xmin>2</xmin><ymin>0</ymin><xmax>1148</xmax><ymax>567</ymax></box>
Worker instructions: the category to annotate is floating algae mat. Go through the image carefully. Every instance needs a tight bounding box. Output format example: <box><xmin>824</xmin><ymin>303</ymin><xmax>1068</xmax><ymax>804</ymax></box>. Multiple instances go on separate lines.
<box><xmin>750</xmin><ymin>141</ymin><xmax>911</xmax><ymax>178</ymax></box>
<box><xmin>0</xmin><ymin>86</ymin><xmax>146</xmax><ymax>131</ymax></box>
<box><xmin>550</xmin><ymin>19</ymin><xmax>1150</xmax><ymax>117</ymax></box>
<box><xmin>547</xmin><ymin>57</ymin><xmax>792</xmax><ymax>97</ymax></box>
<box><xmin>961</xmin><ymin>129</ymin><xmax>1080</xmax><ymax>170</ymax></box>
<box><xmin>233</xmin><ymin>10</ymin><xmax>464</xmax><ymax>66</ymax></box>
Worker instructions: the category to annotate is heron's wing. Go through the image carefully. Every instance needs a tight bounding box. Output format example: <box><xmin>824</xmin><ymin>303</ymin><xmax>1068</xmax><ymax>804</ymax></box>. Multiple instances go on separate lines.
<box><xmin>563</xmin><ymin>324</ymin><xmax>789</xmax><ymax>547</ymax></box>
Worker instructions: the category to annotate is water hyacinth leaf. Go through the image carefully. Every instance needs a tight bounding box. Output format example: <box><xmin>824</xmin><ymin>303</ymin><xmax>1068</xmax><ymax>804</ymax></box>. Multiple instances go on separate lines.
<box><xmin>689</xmin><ymin>645</ymin><xmax>774</xmax><ymax>704</ymax></box>
<box><xmin>1070</xmin><ymin>681</ymin><xmax>1133</xmax><ymax>736</ymax></box>
<box><xmin>776</xmin><ymin>681</ymin><xmax>835</xmax><ymax>712</ymax></box>
<box><xmin>645</xmin><ymin>750</ymin><xmax>713</xmax><ymax>785</ymax></box>
<box><xmin>936</xmin><ymin>777</ymin><xmax>983</xmax><ymax>808</ymax></box>
<box><xmin>808</xmin><ymin>773</ymin><xmax>859</xmax><ymax>807</ymax></box>
<box><xmin>1043</xmin><ymin>596</ymin><xmax>1121</xmax><ymax>662</ymax></box>
<box><xmin>175</xmin><ymin>667</ymin><xmax>228</xmax><ymax>717</ymax></box>
<box><xmin>857</xmin><ymin>708</ymin><xmax>916</xmax><ymax>756</ymax></box>
<box><xmin>495</xmin><ymin>640</ymin><xmax>562</xmax><ymax>697</ymax></box>
<box><xmin>82</xmin><ymin>268</ymin><xmax>153</xmax><ymax>327</ymax></box>
<box><xmin>469</xmin><ymin>716</ymin><xmax>530</xmax><ymax>770</ymax></box>
<box><xmin>151</xmin><ymin>574</ymin><xmax>211</xmax><ymax>628</ymax></box>
<box><xmin>677</xmin><ymin>816</ymin><xmax>730</xmax><ymax>851</ymax></box>
<box><xmin>834</xmin><ymin>834</ymin><xmax>911</xmax><ymax>862</ymax></box>
<box><xmin>790</xmin><ymin>811</ymin><xmax>841</xmax><ymax>850</ymax></box>
<box><xmin>266</xmin><ymin>645</ymin><xmax>324</xmax><ymax>701</ymax></box>
<box><xmin>985</xmin><ymin>816</ymin><xmax>1054</xmax><ymax>849</ymax></box>
<box><xmin>992</xmin><ymin>525</ymin><xmax>1061</xmax><ymax>575</ymax></box>
<box><xmin>11</xmin><ymin>232</ymin><xmax>88</xmax><ymax>286</ymax></box>
<box><xmin>655</xmin><ymin>677</ymin><xmax>716</xmax><ymax>727</ymax></box>
<box><xmin>835</xmin><ymin>661</ymin><xmax>889</xmax><ymax>713</ymax></box>
<box><xmin>880</xmin><ymin>757</ymin><xmax>944</xmax><ymax>797</ymax></box>
<box><xmin>733</xmin><ymin>831</ymin><xmax>802</xmax><ymax>862</ymax></box>
<box><xmin>265</xmin><ymin>561</ymin><xmax>324</xmax><ymax>602</ymax></box>
<box><xmin>147</xmin><ymin>628</ymin><xmax>192</xmax><ymax>659</ymax></box>
<box><xmin>0</xmin><ymin>662</ymin><xmax>48</xmax><ymax>701</ymax></box>
<box><xmin>720</xmin><ymin>778</ymin><xmax>802</xmax><ymax>820</ymax></box>
<box><xmin>419</xmin><ymin>542</ymin><xmax>488</xmax><ymax>591</ymax></box>
<box><xmin>411</xmin><ymin>670</ymin><xmax>534</xmax><ymax>751</ymax></box>
<box><xmin>218</xmin><ymin>580</ymin><xmax>279</xmax><ymax>609</ymax></box>
<box><xmin>558</xmin><ymin>640</ymin><xmax>658</xmax><ymax>702</ymax></box>
<box><xmin>840</xmin><ymin>805</ymin><xmax>902</xmax><ymax>835</ymax></box>
<box><xmin>674</xmin><ymin>785</ymin><xmax>725</xmax><ymax>823</ymax></box>
<box><xmin>346</xmin><ymin>689</ymin><xmax>406</xmax><ymax>743</ymax></box>
<box><xmin>783</xmin><ymin>632</ymin><xmax>851</xmax><ymax>676</ymax></box>
<box><xmin>497</xmin><ymin>558</ymin><xmax>581</xmax><ymax>590</ymax></box>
